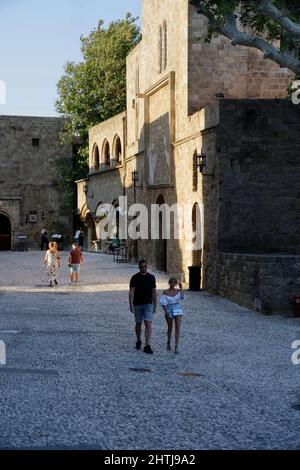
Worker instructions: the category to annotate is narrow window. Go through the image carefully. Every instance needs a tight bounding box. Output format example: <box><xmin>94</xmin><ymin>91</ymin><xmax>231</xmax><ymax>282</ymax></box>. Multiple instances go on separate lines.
<box><xmin>192</xmin><ymin>150</ymin><xmax>198</xmax><ymax>192</ymax></box>
<box><xmin>158</xmin><ymin>25</ymin><xmax>163</xmax><ymax>73</ymax></box>
<box><xmin>113</xmin><ymin>135</ymin><xmax>122</xmax><ymax>164</ymax></box>
<box><xmin>32</xmin><ymin>138</ymin><xmax>39</xmax><ymax>147</ymax></box>
<box><xmin>163</xmin><ymin>21</ymin><xmax>168</xmax><ymax>70</ymax></box>
<box><xmin>102</xmin><ymin>139</ymin><xmax>110</xmax><ymax>168</ymax></box>
<box><xmin>92</xmin><ymin>144</ymin><xmax>100</xmax><ymax>172</ymax></box>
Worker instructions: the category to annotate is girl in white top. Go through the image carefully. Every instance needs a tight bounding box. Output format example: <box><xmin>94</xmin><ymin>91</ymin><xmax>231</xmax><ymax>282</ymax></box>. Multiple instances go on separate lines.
<box><xmin>160</xmin><ymin>277</ymin><xmax>186</xmax><ymax>354</ymax></box>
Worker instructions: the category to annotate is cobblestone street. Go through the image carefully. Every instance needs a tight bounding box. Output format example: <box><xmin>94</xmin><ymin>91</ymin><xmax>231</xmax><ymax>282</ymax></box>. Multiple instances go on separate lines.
<box><xmin>0</xmin><ymin>251</ymin><xmax>299</xmax><ymax>450</ymax></box>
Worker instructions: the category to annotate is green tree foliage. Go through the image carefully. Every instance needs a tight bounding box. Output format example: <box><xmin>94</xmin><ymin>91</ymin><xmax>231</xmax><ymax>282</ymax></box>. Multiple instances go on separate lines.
<box><xmin>190</xmin><ymin>1</ymin><xmax>300</xmax><ymax>74</ymax></box>
<box><xmin>55</xmin><ymin>14</ymin><xmax>141</xmax><ymax>203</ymax></box>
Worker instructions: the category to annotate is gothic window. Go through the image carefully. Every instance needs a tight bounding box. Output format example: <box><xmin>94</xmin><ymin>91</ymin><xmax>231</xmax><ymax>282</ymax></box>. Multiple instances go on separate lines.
<box><xmin>92</xmin><ymin>143</ymin><xmax>100</xmax><ymax>171</ymax></box>
<box><xmin>158</xmin><ymin>25</ymin><xmax>163</xmax><ymax>73</ymax></box>
<box><xmin>135</xmin><ymin>64</ymin><xmax>140</xmax><ymax>141</ymax></box>
<box><xmin>192</xmin><ymin>150</ymin><xmax>198</xmax><ymax>192</ymax></box>
<box><xmin>163</xmin><ymin>21</ymin><xmax>168</xmax><ymax>70</ymax></box>
<box><xmin>112</xmin><ymin>135</ymin><xmax>122</xmax><ymax>164</ymax></box>
<box><xmin>102</xmin><ymin>139</ymin><xmax>110</xmax><ymax>168</ymax></box>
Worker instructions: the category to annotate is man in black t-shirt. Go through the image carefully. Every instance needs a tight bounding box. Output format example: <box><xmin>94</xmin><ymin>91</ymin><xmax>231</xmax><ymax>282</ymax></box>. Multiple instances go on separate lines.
<box><xmin>129</xmin><ymin>260</ymin><xmax>157</xmax><ymax>354</ymax></box>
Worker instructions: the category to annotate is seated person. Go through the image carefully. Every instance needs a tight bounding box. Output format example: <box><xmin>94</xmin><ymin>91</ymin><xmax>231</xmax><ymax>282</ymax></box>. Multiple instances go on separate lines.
<box><xmin>106</xmin><ymin>237</ymin><xmax>120</xmax><ymax>254</ymax></box>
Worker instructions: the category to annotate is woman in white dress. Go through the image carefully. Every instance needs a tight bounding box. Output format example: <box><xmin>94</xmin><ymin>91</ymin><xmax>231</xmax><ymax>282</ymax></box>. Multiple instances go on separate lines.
<box><xmin>160</xmin><ymin>277</ymin><xmax>185</xmax><ymax>354</ymax></box>
<box><xmin>44</xmin><ymin>241</ymin><xmax>61</xmax><ymax>287</ymax></box>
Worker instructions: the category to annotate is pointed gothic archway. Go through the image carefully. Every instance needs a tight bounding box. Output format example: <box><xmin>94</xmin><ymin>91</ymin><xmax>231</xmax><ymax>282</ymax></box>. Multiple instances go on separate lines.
<box><xmin>0</xmin><ymin>212</ymin><xmax>11</xmax><ymax>250</ymax></box>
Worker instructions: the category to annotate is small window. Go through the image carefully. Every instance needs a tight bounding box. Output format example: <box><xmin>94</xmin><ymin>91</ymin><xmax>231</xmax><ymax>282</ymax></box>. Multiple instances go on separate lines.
<box><xmin>158</xmin><ymin>25</ymin><xmax>163</xmax><ymax>73</ymax></box>
<box><xmin>163</xmin><ymin>21</ymin><xmax>168</xmax><ymax>70</ymax></box>
<box><xmin>32</xmin><ymin>138</ymin><xmax>39</xmax><ymax>147</ymax></box>
<box><xmin>192</xmin><ymin>150</ymin><xmax>198</xmax><ymax>192</ymax></box>
<box><xmin>28</xmin><ymin>210</ymin><xmax>37</xmax><ymax>223</ymax></box>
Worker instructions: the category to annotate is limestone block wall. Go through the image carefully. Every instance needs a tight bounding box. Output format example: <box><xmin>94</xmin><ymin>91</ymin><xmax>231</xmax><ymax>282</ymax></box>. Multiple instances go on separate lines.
<box><xmin>126</xmin><ymin>43</ymin><xmax>144</xmax><ymax>152</ymax></box>
<box><xmin>217</xmin><ymin>100</ymin><xmax>300</xmax><ymax>255</ymax></box>
<box><xmin>135</xmin><ymin>0</ymin><xmax>195</xmax><ymax>144</ymax></box>
<box><xmin>0</xmin><ymin>115</ymin><xmax>72</xmax><ymax>248</ymax></box>
<box><xmin>85</xmin><ymin>171</ymin><xmax>124</xmax><ymax>216</ymax></box>
<box><xmin>188</xmin><ymin>4</ymin><xmax>292</xmax><ymax>115</ymax></box>
<box><xmin>217</xmin><ymin>253</ymin><xmax>300</xmax><ymax>313</ymax></box>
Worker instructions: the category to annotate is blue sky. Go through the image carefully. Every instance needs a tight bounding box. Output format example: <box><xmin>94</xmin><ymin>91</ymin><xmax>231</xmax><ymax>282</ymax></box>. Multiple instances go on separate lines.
<box><xmin>0</xmin><ymin>0</ymin><xmax>141</xmax><ymax>116</ymax></box>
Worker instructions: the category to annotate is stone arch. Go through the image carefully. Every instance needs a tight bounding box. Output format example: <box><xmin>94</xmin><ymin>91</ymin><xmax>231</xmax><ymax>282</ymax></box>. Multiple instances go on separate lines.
<box><xmin>95</xmin><ymin>201</ymin><xmax>104</xmax><ymax>217</ymax></box>
<box><xmin>101</xmin><ymin>139</ymin><xmax>110</xmax><ymax>169</ymax></box>
<box><xmin>80</xmin><ymin>204</ymin><xmax>95</xmax><ymax>248</ymax></box>
<box><xmin>155</xmin><ymin>194</ymin><xmax>167</xmax><ymax>272</ymax></box>
<box><xmin>0</xmin><ymin>211</ymin><xmax>12</xmax><ymax>250</ymax></box>
<box><xmin>95</xmin><ymin>201</ymin><xmax>110</xmax><ymax>242</ymax></box>
<box><xmin>112</xmin><ymin>135</ymin><xmax>122</xmax><ymax>166</ymax></box>
<box><xmin>92</xmin><ymin>143</ymin><xmax>100</xmax><ymax>172</ymax></box>
<box><xmin>80</xmin><ymin>203</ymin><xmax>89</xmax><ymax>221</ymax></box>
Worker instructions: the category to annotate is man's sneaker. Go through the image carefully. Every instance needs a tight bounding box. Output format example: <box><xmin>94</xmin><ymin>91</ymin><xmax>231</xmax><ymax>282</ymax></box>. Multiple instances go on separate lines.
<box><xmin>143</xmin><ymin>344</ymin><xmax>153</xmax><ymax>354</ymax></box>
<box><xmin>135</xmin><ymin>340</ymin><xmax>142</xmax><ymax>350</ymax></box>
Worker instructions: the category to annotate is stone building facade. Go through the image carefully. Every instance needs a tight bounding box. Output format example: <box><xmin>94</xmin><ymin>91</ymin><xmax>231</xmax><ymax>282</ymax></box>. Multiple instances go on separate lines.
<box><xmin>77</xmin><ymin>0</ymin><xmax>298</xmax><ymax>313</ymax></box>
<box><xmin>0</xmin><ymin>115</ymin><xmax>72</xmax><ymax>250</ymax></box>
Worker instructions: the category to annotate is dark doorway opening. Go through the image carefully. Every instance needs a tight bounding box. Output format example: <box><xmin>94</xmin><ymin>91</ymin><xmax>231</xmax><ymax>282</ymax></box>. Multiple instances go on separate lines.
<box><xmin>0</xmin><ymin>213</ymin><xmax>11</xmax><ymax>250</ymax></box>
<box><xmin>155</xmin><ymin>195</ymin><xmax>167</xmax><ymax>272</ymax></box>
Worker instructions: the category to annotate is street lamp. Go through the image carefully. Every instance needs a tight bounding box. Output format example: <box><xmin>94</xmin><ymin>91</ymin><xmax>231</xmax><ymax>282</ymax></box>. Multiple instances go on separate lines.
<box><xmin>131</xmin><ymin>170</ymin><xmax>139</xmax><ymax>204</ymax></box>
<box><xmin>196</xmin><ymin>153</ymin><xmax>214</xmax><ymax>177</ymax></box>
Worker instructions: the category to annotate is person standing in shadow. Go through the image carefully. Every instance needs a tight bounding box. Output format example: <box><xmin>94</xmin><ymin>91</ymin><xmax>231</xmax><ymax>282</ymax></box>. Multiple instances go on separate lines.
<box><xmin>40</xmin><ymin>229</ymin><xmax>49</xmax><ymax>251</ymax></box>
<box><xmin>78</xmin><ymin>229</ymin><xmax>84</xmax><ymax>251</ymax></box>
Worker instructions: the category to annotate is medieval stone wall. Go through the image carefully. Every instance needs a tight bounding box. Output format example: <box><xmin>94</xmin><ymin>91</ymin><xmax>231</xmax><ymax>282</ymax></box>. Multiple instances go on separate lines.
<box><xmin>188</xmin><ymin>3</ymin><xmax>292</xmax><ymax>115</ymax></box>
<box><xmin>77</xmin><ymin>0</ymin><xmax>297</xmax><ymax>301</ymax></box>
<box><xmin>0</xmin><ymin>115</ymin><xmax>72</xmax><ymax>249</ymax></box>
<box><xmin>217</xmin><ymin>100</ymin><xmax>300</xmax><ymax>255</ymax></box>
<box><xmin>217</xmin><ymin>253</ymin><xmax>300</xmax><ymax>314</ymax></box>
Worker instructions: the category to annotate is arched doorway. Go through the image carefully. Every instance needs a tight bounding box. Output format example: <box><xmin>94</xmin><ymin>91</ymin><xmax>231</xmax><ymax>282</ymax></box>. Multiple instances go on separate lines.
<box><xmin>102</xmin><ymin>139</ymin><xmax>110</xmax><ymax>169</ymax></box>
<box><xmin>192</xmin><ymin>203</ymin><xmax>202</xmax><ymax>266</ymax></box>
<box><xmin>112</xmin><ymin>135</ymin><xmax>122</xmax><ymax>166</ymax></box>
<box><xmin>0</xmin><ymin>213</ymin><xmax>11</xmax><ymax>250</ymax></box>
<box><xmin>92</xmin><ymin>143</ymin><xmax>100</xmax><ymax>172</ymax></box>
<box><xmin>155</xmin><ymin>195</ymin><xmax>167</xmax><ymax>272</ymax></box>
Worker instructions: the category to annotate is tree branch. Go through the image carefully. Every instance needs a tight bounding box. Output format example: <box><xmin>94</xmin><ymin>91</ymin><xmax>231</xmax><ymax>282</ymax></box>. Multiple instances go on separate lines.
<box><xmin>257</xmin><ymin>0</ymin><xmax>300</xmax><ymax>37</ymax></box>
<box><xmin>190</xmin><ymin>1</ymin><xmax>300</xmax><ymax>74</ymax></box>
<box><xmin>190</xmin><ymin>0</ymin><xmax>224</xmax><ymax>35</ymax></box>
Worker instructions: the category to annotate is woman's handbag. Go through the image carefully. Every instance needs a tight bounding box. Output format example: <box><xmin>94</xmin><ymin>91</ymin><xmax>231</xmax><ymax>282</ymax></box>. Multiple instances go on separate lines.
<box><xmin>172</xmin><ymin>305</ymin><xmax>183</xmax><ymax>316</ymax></box>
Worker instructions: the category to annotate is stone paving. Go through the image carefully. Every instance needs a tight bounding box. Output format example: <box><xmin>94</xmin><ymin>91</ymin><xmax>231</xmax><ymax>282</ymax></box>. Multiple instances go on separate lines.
<box><xmin>0</xmin><ymin>250</ymin><xmax>299</xmax><ymax>450</ymax></box>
